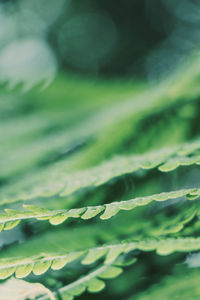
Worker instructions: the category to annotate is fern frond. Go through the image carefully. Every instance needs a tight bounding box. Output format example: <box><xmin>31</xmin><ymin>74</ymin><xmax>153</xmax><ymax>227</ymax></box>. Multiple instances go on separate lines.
<box><xmin>60</xmin><ymin>144</ymin><xmax>200</xmax><ymax>197</ymax></box>
<box><xmin>1</xmin><ymin>139</ymin><xmax>200</xmax><ymax>206</ymax></box>
<box><xmin>1</xmin><ymin>18</ymin><xmax>200</xmax><ymax>300</ymax></box>
<box><xmin>0</xmin><ymin>187</ymin><xmax>199</xmax><ymax>230</ymax></box>
<box><xmin>0</xmin><ymin>243</ymin><xmax>131</xmax><ymax>280</ymax></box>
<box><xmin>1</xmin><ymin>237</ymin><xmax>200</xmax><ymax>280</ymax></box>
<box><xmin>39</xmin><ymin>264</ymin><xmax>124</xmax><ymax>300</ymax></box>
<box><xmin>0</xmin><ymin>75</ymin><xmax>145</xmax><ymax>180</ymax></box>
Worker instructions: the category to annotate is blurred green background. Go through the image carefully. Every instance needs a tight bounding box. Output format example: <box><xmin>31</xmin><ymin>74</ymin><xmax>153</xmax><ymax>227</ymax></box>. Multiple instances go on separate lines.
<box><xmin>1</xmin><ymin>1</ymin><xmax>200</xmax><ymax>300</ymax></box>
<box><xmin>0</xmin><ymin>0</ymin><xmax>199</xmax><ymax>82</ymax></box>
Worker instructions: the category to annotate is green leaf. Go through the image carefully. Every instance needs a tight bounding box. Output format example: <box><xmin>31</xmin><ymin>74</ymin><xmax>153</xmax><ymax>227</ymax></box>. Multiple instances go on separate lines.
<box><xmin>51</xmin><ymin>263</ymin><xmax>124</xmax><ymax>300</ymax></box>
<box><xmin>87</xmin><ymin>278</ymin><xmax>105</xmax><ymax>293</ymax></box>
<box><xmin>82</xmin><ymin>248</ymin><xmax>108</xmax><ymax>265</ymax></box>
<box><xmin>105</xmin><ymin>245</ymin><xmax>127</xmax><ymax>264</ymax></box>
<box><xmin>0</xmin><ymin>267</ymin><xmax>16</xmax><ymax>279</ymax></box>
<box><xmin>33</xmin><ymin>260</ymin><xmax>51</xmax><ymax>275</ymax></box>
<box><xmin>15</xmin><ymin>264</ymin><xmax>33</xmax><ymax>278</ymax></box>
<box><xmin>4</xmin><ymin>220</ymin><xmax>21</xmax><ymax>230</ymax></box>
<box><xmin>2</xmin><ymin>139</ymin><xmax>200</xmax><ymax>205</ymax></box>
<box><xmin>100</xmin><ymin>203</ymin><xmax>121</xmax><ymax>220</ymax></box>
<box><xmin>98</xmin><ymin>266</ymin><xmax>123</xmax><ymax>279</ymax></box>
<box><xmin>51</xmin><ymin>252</ymin><xmax>84</xmax><ymax>270</ymax></box>
<box><xmin>158</xmin><ymin>159</ymin><xmax>181</xmax><ymax>172</ymax></box>
<box><xmin>49</xmin><ymin>214</ymin><xmax>68</xmax><ymax>225</ymax></box>
<box><xmin>0</xmin><ymin>187</ymin><xmax>199</xmax><ymax>232</ymax></box>
<box><xmin>81</xmin><ymin>206</ymin><xmax>104</xmax><ymax>220</ymax></box>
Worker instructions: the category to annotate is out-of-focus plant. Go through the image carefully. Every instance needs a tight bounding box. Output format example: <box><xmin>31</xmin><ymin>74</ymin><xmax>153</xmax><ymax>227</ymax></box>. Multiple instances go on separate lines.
<box><xmin>1</xmin><ymin>1</ymin><xmax>200</xmax><ymax>299</ymax></box>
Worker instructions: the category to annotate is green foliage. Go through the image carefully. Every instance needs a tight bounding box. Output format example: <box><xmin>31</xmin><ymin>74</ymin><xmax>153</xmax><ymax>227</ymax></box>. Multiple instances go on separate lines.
<box><xmin>1</xmin><ymin>236</ymin><xmax>200</xmax><ymax>281</ymax></box>
<box><xmin>131</xmin><ymin>266</ymin><xmax>200</xmax><ymax>300</ymax></box>
<box><xmin>0</xmin><ymin>187</ymin><xmax>199</xmax><ymax>230</ymax></box>
<box><xmin>39</xmin><ymin>264</ymin><xmax>124</xmax><ymax>300</ymax></box>
<box><xmin>1</xmin><ymin>51</ymin><xmax>200</xmax><ymax>299</ymax></box>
